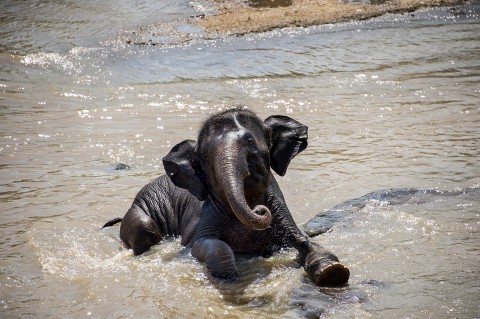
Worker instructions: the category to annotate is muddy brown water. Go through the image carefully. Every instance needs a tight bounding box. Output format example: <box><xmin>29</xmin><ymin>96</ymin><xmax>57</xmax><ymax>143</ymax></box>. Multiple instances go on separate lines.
<box><xmin>1</xmin><ymin>0</ymin><xmax>479</xmax><ymax>318</ymax></box>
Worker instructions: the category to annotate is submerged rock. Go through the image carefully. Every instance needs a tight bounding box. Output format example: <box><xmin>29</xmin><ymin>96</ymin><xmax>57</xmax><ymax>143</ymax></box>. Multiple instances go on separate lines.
<box><xmin>113</xmin><ymin>163</ymin><xmax>131</xmax><ymax>171</ymax></box>
<box><xmin>304</xmin><ymin>187</ymin><xmax>480</xmax><ymax>237</ymax></box>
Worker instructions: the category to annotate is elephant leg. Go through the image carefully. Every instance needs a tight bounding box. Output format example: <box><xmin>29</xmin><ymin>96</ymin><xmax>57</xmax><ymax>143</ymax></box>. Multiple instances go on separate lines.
<box><xmin>191</xmin><ymin>238</ymin><xmax>238</xmax><ymax>280</ymax></box>
<box><xmin>298</xmin><ymin>240</ymin><xmax>350</xmax><ymax>286</ymax></box>
<box><xmin>120</xmin><ymin>205</ymin><xmax>163</xmax><ymax>255</ymax></box>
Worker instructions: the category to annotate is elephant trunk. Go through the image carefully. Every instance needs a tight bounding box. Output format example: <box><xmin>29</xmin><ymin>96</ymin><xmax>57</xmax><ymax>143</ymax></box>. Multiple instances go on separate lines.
<box><xmin>214</xmin><ymin>138</ymin><xmax>272</xmax><ymax>230</ymax></box>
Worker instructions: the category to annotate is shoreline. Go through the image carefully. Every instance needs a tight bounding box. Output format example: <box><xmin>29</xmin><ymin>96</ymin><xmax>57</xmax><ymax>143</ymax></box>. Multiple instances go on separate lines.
<box><xmin>196</xmin><ymin>0</ymin><xmax>467</xmax><ymax>35</ymax></box>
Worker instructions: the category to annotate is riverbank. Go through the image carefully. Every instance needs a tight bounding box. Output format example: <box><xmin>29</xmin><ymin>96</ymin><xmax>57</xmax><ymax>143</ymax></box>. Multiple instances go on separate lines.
<box><xmin>197</xmin><ymin>0</ymin><xmax>467</xmax><ymax>35</ymax></box>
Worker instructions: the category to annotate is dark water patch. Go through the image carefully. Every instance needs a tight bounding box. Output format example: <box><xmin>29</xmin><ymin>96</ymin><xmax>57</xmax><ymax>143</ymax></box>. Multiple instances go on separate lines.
<box><xmin>249</xmin><ymin>0</ymin><xmax>293</xmax><ymax>8</ymax></box>
<box><xmin>360</xmin><ymin>279</ymin><xmax>389</xmax><ymax>288</ymax></box>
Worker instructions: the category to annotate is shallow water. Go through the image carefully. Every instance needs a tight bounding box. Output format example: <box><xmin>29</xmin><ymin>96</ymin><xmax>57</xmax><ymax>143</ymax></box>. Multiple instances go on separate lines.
<box><xmin>1</xmin><ymin>0</ymin><xmax>479</xmax><ymax>318</ymax></box>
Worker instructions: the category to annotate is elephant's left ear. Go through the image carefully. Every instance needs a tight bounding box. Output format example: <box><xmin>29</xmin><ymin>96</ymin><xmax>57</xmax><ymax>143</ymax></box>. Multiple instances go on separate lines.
<box><xmin>264</xmin><ymin>115</ymin><xmax>308</xmax><ymax>176</ymax></box>
<box><xmin>163</xmin><ymin>140</ymin><xmax>207</xmax><ymax>201</ymax></box>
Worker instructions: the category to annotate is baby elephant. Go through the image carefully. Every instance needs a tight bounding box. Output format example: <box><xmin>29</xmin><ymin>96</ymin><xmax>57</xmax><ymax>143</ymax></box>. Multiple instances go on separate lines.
<box><xmin>104</xmin><ymin>108</ymin><xmax>349</xmax><ymax>286</ymax></box>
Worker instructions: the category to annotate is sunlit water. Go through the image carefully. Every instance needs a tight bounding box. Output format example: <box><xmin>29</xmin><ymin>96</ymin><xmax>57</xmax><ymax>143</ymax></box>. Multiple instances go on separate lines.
<box><xmin>1</xmin><ymin>0</ymin><xmax>479</xmax><ymax>318</ymax></box>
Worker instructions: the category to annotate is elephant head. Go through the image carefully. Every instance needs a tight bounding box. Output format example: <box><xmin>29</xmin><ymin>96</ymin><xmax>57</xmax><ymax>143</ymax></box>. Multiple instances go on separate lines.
<box><xmin>163</xmin><ymin>108</ymin><xmax>308</xmax><ymax>230</ymax></box>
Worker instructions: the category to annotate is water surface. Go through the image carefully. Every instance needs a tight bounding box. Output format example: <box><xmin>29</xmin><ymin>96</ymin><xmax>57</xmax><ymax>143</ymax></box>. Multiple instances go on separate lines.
<box><xmin>1</xmin><ymin>0</ymin><xmax>479</xmax><ymax>318</ymax></box>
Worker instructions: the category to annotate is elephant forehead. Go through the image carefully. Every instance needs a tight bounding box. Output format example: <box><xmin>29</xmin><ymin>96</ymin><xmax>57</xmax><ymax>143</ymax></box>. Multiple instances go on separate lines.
<box><xmin>198</xmin><ymin>111</ymin><xmax>267</xmax><ymax>151</ymax></box>
<box><xmin>211</xmin><ymin>116</ymin><xmax>250</xmax><ymax>137</ymax></box>
<box><xmin>233</xmin><ymin>114</ymin><xmax>268</xmax><ymax>138</ymax></box>
<box><xmin>233</xmin><ymin>113</ymin><xmax>244</xmax><ymax>130</ymax></box>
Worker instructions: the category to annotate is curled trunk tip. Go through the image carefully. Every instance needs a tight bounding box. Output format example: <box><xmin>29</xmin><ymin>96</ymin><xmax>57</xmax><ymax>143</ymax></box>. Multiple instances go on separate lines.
<box><xmin>225</xmin><ymin>192</ymin><xmax>272</xmax><ymax>230</ymax></box>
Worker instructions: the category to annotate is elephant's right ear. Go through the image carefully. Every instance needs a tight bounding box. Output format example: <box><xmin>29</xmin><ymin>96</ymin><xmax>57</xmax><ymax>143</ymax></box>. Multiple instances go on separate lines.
<box><xmin>162</xmin><ymin>140</ymin><xmax>207</xmax><ymax>201</ymax></box>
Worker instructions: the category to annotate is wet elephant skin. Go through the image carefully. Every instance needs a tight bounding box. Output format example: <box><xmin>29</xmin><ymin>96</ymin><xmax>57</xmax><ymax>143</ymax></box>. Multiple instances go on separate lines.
<box><xmin>104</xmin><ymin>108</ymin><xmax>349</xmax><ymax>286</ymax></box>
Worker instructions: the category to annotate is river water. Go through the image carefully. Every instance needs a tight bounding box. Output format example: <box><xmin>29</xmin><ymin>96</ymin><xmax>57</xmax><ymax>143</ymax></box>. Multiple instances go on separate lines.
<box><xmin>1</xmin><ymin>1</ymin><xmax>479</xmax><ymax>318</ymax></box>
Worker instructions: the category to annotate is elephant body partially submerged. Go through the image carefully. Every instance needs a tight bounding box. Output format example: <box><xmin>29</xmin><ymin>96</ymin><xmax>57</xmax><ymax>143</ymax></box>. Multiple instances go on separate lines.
<box><xmin>104</xmin><ymin>108</ymin><xmax>349</xmax><ymax>286</ymax></box>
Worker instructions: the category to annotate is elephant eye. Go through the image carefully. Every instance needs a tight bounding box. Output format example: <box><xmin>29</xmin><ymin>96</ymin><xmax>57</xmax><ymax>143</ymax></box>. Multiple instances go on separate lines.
<box><xmin>247</xmin><ymin>137</ymin><xmax>258</xmax><ymax>153</ymax></box>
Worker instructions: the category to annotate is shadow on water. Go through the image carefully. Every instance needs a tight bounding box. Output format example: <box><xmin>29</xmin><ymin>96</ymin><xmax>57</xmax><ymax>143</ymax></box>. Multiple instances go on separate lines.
<box><xmin>290</xmin><ymin>281</ymin><xmax>374</xmax><ymax>318</ymax></box>
<box><xmin>249</xmin><ymin>0</ymin><xmax>293</xmax><ymax>8</ymax></box>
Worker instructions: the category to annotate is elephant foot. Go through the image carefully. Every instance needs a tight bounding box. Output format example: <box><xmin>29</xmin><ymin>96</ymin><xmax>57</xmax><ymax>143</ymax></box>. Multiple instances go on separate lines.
<box><xmin>312</xmin><ymin>259</ymin><xmax>350</xmax><ymax>286</ymax></box>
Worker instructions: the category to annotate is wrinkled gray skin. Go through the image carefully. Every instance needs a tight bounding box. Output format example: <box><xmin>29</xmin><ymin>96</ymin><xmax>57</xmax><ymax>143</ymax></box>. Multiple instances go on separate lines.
<box><xmin>103</xmin><ymin>108</ymin><xmax>349</xmax><ymax>286</ymax></box>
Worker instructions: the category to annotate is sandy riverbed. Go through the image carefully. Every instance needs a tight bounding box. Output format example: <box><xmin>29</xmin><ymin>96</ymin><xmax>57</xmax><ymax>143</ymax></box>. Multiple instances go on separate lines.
<box><xmin>197</xmin><ymin>0</ymin><xmax>466</xmax><ymax>35</ymax></box>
